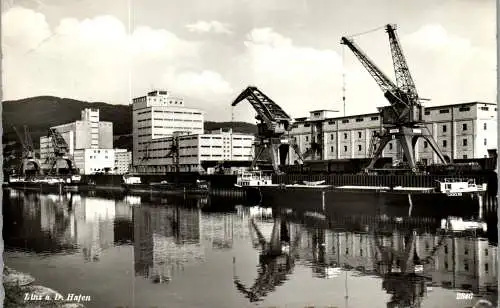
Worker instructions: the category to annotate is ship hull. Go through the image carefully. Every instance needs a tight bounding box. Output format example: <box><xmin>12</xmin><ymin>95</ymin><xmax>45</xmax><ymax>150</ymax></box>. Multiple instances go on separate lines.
<box><xmin>248</xmin><ymin>186</ymin><xmax>483</xmax><ymax>219</ymax></box>
<box><xmin>122</xmin><ymin>183</ymin><xmax>209</xmax><ymax>196</ymax></box>
<box><xmin>7</xmin><ymin>181</ymin><xmax>81</xmax><ymax>193</ymax></box>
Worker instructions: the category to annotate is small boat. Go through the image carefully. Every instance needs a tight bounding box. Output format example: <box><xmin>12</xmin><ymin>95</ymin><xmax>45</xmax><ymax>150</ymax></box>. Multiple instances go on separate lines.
<box><xmin>441</xmin><ymin>217</ymin><xmax>487</xmax><ymax>232</ymax></box>
<box><xmin>234</xmin><ymin>170</ymin><xmax>273</xmax><ymax>187</ymax></box>
<box><xmin>303</xmin><ymin>180</ymin><xmax>326</xmax><ymax>186</ymax></box>
<box><xmin>435</xmin><ymin>178</ymin><xmax>487</xmax><ymax>196</ymax></box>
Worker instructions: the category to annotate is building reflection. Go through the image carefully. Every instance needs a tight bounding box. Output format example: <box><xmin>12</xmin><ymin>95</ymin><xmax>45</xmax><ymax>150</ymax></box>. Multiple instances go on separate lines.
<box><xmin>4</xmin><ymin>190</ymin><xmax>135</xmax><ymax>261</ymax></box>
<box><xmin>133</xmin><ymin>205</ymin><xmax>204</xmax><ymax>284</ymax></box>
<box><xmin>295</xmin><ymin>220</ymin><xmax>497</xmax><ymax>307</ymax></box>
<box><xmin>4</xmin><ymin>190</ymin><xmax>76</xmax><ymax>253</ymax></box>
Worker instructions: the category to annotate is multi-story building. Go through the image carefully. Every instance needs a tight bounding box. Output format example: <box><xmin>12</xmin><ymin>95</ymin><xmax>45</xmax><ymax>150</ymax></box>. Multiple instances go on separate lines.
<box><xmin>133</xmin><ymin>128</ymin><xmax>254</xmax><ymax>174</ymax></box>
<box><xmin>132</xmin><ymin>90</ymin><xmax>204</xmax><ymax>167</ymax></box>
<box><xmin>114</xmin><ymin>149</ymin><xmax>132</xmax><ymax>174</ymax></box>
<box><xmin>73</xmin><ymin>148</ymin><xmax>115</xmax><ymax>175</ymax></box>
<box><xmin>288</xmin><ymin>102</ymin><xmax>497</xmax><ymax>164</ymax></box>
<box><xmin>39</xmin><ymin>108</ymin><xmax>114</xmax><ymax>173</ymax></box>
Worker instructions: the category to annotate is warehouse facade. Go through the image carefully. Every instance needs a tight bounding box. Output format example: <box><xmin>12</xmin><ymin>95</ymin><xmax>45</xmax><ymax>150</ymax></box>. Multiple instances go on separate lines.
<box><xmin>288</xmin><ymin>102</ymin><xmax>497</xmax><ymax>164</ymax></box>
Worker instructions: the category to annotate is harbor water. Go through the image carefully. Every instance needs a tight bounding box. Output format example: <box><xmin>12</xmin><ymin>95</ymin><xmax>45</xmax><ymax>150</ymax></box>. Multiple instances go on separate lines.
<box><xmin>3</xmin><ymin>188</ymin><xmax>498</xmax><ymax>308</ymax></box>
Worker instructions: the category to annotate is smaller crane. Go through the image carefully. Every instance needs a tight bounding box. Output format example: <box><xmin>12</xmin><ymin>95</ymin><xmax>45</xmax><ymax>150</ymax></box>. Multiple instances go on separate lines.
<box><xmin>232</xmin><ymin>86</ymin><xmax>303</xmax><ymax>173</ymax></box>
<box><xmin>45</xmin><ymin>128</ymin><xmax>78</xmax><ymax>175</ymax></box>
<box><xmin>12</xmin><ymin>125</ymin><xmax>41</xmax><ymax>176</ymax></box>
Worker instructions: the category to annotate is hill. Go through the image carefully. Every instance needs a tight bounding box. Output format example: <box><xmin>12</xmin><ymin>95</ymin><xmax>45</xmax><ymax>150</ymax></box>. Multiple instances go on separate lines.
<box><xmin>2</xmin><ymin>96</ymin><xmax>256</xmax><ymax>154</ymax></box>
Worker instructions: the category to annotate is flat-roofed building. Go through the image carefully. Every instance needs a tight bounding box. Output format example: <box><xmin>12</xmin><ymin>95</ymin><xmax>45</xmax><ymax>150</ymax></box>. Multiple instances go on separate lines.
<box><xmin>132</xmin><ymin>90</ymin><xmax>204</xmax><ymax>167</ymax></box>
<box><xmin>288</xmin><ymin>102</ymin><xmax>497</xmax><ymax>164</ymax></box>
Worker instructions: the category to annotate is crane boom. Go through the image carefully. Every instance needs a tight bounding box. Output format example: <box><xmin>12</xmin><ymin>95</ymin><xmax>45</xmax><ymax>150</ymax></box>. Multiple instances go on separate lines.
<box><xmin>341</xmin><ymin>24</ymin><xmax>447</xmax><ymax>171</ymax></box>
<box><xmin>232</xmin><ymin>86</ymin><xmax>292</xmax><ymax>134</ymax></box>
<box><xmin>386</xmin><ymin>24</ymin><xmax>419</xmax><ymax>104</ymax></box>
<box><xmin>340</xmin><ymin>37</ymin><xmax>398</xmax><ymax>94</ymax></box>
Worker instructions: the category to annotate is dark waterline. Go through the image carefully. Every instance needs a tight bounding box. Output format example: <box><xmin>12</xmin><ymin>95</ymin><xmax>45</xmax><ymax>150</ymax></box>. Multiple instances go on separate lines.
<box><xmin>3</xmin><ymin>188</ymin><xmax>498</xmax><ymax>308</ymax></box>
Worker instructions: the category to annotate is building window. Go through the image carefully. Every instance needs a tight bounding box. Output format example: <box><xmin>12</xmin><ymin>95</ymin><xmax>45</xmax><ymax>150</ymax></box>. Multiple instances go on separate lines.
<box><xmin>484</xmin><ymin>138</ymin><xmax>487</xmax><ymax>146</ymax></box>
<box><xmin>442</xmin><ymin>125</ymin><xmax>447</xmax><ymax>133</ymax></box>
<box><xmin>442</xmin><ymin>140</ymin><xmax>447</xmax><ymax>147</ymax></box>
<box><xmin>485</xmin><ymin>249</ymin><xmax>489</xmax><ymax>256</ymax></box>
<box><xmin>342</xmin><ymin>119</ymin><xmax>349</xmax><ymax>124</ymax></box>
<box><xmin>463</xmin><ymin>139</ymin><xmax>467</xmax><ymax>146</ymax></box>
<box><xmin>330</xmin><ymin>134</ymin><xmax>334</xmax><ymax>140</ymax></box>
<box><xmin>358</xmin><ymin>132</ymin><xmax>362</xmax><ymax>138</ymax></box>
<box><xmin>459</xmin><ymin>106</ymin><xmax>471</xmax><ymax>112</ymax></box>
<box><xmin>330</xmin><ymin>146</ymin><xmax>334</xmax><ymax>152</ymax></box>
<box><xmin>306</xmin><ymin>136</ymin><xmax>309</xmax><ymax>142</ymax></box>
<box><xmin>484</xmin><ymin>123</ymin><xmax>487</xmax><ymax>130</ymax></box>
<box><xmin>444</xmin><ymin>245</ymin><xmax>448</xmax><ymax>254</ymax></box>
<box><xmin>464</xmin><ymin>247</ymin><xmax>468</xmax><ymax>255</ymax></box>
<box><xmin>424</xmin><ymin>111</ymin><xmax>430</xmax><ymax>115</ymax></box>
<box><xmin>424</xmin><ymin>141</ymin><xmax>428</xmax><ymax>148</ymax></box>
<box><xmin>389</xmin><ymin>143</ymin><xmax>393</xmax><ymax>150</ymax></box>
<box><xmin>439</xmin><ymin>109</ymin><xmax>450</xmax><ymax>114</ymax></box>
<box><xmin>485</xmin><ymin>263</ymin><xmax>489</xmax><ymax>273</ymax></box>
<box><xmin>344</xmin><ymin>133</ymin><xmax>348</xmax><ymax>139</ymax></box>
<box><xmin>344</xmin><ymin>146</ymin><xmax>347</xmax><ymax>152</ymax></box>
<box><xmin>356</xmin><ymin>118</ymin><xmax>363</xmax><ymax>122</ymax></box>
<box><xmin>358</xmin><ymin>145</ymin><xmax>362</xmax><ymax>151</ymax></box>
<box><xmin>462</xmin><ymin>123</ymin><xmax>467</xmax><ymax>131</ymax></box>
<box><xmin>463</xmin><ymin>155</ymin><xmax>468</xmax><ymax>159</ymax></box>
<box><xmin>371</xmin><ymin>116</ymin><xmax>379</xmax><ymax>121</ymax></box>
<box><xmin>464</xmin><ymin>261</ymin><xmax>469</xmax><ymax>271</ymax></box>
<box><xmin>480</xmin><ymin>106</ymin><xmax>489</xmax><ymax>111</ymax></box>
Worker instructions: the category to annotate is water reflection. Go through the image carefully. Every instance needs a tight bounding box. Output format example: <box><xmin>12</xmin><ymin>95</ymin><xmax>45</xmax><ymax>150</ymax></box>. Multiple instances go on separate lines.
<box><xmin>233</xmin><ymin>214</ymin><xmax>303</xmax><ymax>302</ymax></box>
<box><xmin>3</xmin><ymin>189</ymin><xmax>497</xmax><ymax>308</ymax></box>
<box><xmin>133</xmin><ymin>205</ymin><xmax>204</xmax><ymax>284</ymax></box>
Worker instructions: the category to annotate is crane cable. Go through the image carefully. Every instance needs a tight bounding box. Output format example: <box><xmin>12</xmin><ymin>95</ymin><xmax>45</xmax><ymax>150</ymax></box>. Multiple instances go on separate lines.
<box><xmin>344</xmin><ymin>25</ymin><xmax>387</xmax><ymax>38</ymax></box>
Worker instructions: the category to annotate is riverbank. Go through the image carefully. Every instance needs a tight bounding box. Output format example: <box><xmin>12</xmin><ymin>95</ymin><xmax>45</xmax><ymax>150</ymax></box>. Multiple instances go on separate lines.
<box><xmin>4</xmin><ymin>266</ymin><xmax>86</xmax><ymax>308</ymax></box>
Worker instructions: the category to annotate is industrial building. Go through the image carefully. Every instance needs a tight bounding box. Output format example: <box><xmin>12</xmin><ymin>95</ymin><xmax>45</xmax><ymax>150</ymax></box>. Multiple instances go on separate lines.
<box><xmin>114</xmin><ymin>149</ymin><xmax>132</xmax><ymax>174</ymax></box>
<box><xmin>131</xmin><ymin>90</ymin><xmax>254</xmax><ymax>174</ymax></box>
<box><xmin>39</xmin><ymin>108</ymin><xmax>115</xmax><ymax>174</ymax></box>
<box><xmin>288</xmin><ymin>102</ymin><xmax>497</xmax><ymax>164</ymax></box>
<box><xmin>73</xmin><ymin>148</ymin><xmax>115</xmax><ymax>175</ymax></box>
<box><xmin>132</xmin><ymin>90</ymin><xmax>204</xmax><ymax>167</ymax></box>
<box><xmin>132</xmin><ymin>128</ymin><xmax>254</xmax><ymax>174</ymax></box>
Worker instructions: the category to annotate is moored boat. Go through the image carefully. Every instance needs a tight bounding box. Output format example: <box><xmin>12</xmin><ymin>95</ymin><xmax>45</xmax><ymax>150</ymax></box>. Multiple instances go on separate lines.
<box><xmin>122</xmin><ymin>175</ymin><xmax>209</xmax><ymax>195</ymax></box>
<box><xmin>244</xmin><ymin>177</ymin><xmax>486</xmax><ymax>218</ymax></box>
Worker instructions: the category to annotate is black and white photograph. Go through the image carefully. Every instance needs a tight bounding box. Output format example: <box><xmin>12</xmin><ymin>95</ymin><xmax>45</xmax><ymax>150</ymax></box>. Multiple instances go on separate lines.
<box><xmin>1</xmin><ymin>0</ymin><xmax>498</xmax><ymax>307</ymax></box>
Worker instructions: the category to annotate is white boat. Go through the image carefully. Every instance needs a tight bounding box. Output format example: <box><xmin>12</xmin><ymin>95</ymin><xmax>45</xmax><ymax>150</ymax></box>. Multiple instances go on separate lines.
<box><xmin>441</xmin><ymin>217</ymin><xmax>487</xmax><ymax>232</ymax></box>
<box><xmin>123</xmin><ymin>175</ymin><xmax>142</xmax><ymax>185</ymax></box>
<box><xmin>436</xmin><ymin>178</ymin><xmax>487</xmax><ymax>196</ymax></box>
<box><xmin>303</xmin><ymin>180</ymin><xmax>326</xmax><ymax>186</ymax></box>
<box><xmin>234</xmin><ymin>170</ymin><xmax>273</xmax><ymax>187</ymax></box>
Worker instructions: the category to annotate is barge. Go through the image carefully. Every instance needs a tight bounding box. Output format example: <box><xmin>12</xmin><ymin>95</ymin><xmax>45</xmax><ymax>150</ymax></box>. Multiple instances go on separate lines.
<box><xmin>7</xmin><ymin>175</ymin><xmax>82</xmax><ymax>193</ymax></box>
<box><xmin>239</xmin><ymin>173</ymin><xmax>486</xmax><ymax>218</ymax></box>
<box><xmin>122</xmin><ymin>175</ymin><xmax>209</xmax><ymax>196</ymax></box>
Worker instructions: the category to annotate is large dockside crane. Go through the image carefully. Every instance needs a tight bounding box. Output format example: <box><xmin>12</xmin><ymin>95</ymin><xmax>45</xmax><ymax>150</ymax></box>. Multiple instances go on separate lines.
<box><xmin>341</xmin><ymin>24</ymin><xmax>448</xmax><ymax>172</ymax></box>
<box><xmin>231</xmin><ymin>86</ymin><xmax>303</xmax><ymax>173</ymax></box>
<box><xmin>12</xmin><ymin>125</ymin><xmax>41</xmax><ymax>176</ymax></box>
<box><xmin>45</xmin><ymin>128</ymin><xmax>78</xmax><ymax>175</ymax></box>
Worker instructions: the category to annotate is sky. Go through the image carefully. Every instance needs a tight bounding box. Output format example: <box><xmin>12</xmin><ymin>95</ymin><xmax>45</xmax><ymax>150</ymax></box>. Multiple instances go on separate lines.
<box><xmin>1</xmin><ymin>0</ymin><xmax>496</xmax><ymax>123</ymax></box>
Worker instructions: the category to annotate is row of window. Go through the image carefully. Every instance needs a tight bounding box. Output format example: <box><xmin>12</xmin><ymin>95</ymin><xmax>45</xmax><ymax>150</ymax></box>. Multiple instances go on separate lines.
<box><xmin>422</xmin><ymin>138</ymin><xmax>487</xmax><ymax>149</ymax></box>
<box><xmin>153</xmin><ymin>110</ymin><xmax>202</xmax><ymax>115</ymax></box>
<box><xmin>152</xmin><ymin>118</ymin><xmax>203</xmax><ymax>122</ymax></box>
